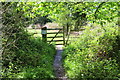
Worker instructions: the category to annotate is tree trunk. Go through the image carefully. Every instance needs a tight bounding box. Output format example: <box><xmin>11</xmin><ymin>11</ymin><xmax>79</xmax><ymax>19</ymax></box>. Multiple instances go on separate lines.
<box><xmin>66</xmin><ymin>23</ymin><xmax>69</xmax><ymax>36</ymax></box>
<box><xmin>74</xmin><ymin>19</ymin><xmax>80</xmax><ymax>31</ymax></box>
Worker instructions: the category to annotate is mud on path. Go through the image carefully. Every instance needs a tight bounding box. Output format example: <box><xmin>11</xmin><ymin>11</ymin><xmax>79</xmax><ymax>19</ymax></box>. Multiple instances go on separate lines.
<box><xmin>53</xmin><ymin>45</ymin><xmax>67</xmax><ymax>80</ymax></box>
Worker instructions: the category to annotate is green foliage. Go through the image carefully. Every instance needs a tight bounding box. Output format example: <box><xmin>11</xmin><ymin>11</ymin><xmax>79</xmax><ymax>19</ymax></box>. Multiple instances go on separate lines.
<box><xmin>16</xmin><ymin>2</ymin><xmax>118</xmax><ymax>30</ymax></box>
<box><xmin>15</xmin><ymin>67</ymin><xmax>54</xmax><ymax>79</ymax></box>
<box><xmin>62</xmin><ymin>24</ymin><xmax>120</xmax><ymax>79</ymax></box>
<box><xmin>2</xmin><ymin>2</ymin><xmax>56</xmax><ymax>79</ymax></box>
<box><xmin>2</xmin><ymin>31</ymin><xmax>56</xmax><ymax>79</ymax></box>
<box><xmin>2</xmin><ymin>2</ymin><xmax>119</xmax><ymax>79</ymax></box>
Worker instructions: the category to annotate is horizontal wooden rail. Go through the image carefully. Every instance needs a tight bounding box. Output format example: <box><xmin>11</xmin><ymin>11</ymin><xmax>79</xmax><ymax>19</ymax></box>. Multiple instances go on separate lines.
<box><xmin>70</xmin><ymin>37</ymin><xmax>80</xmax><ymax>38</ymax></box>
<box><xmin>47</xmin><ymin>40</ymin><xmax>63</xmax><ymax>42</ymax></box>
<box><xmin>55</xmin><ymin>44</ymin><xmax>64</xmax><ymax>45</ymax></box>
<box><xmin>47</xmin><ymin>28</ymin><xmax>63</xmax><ymax>30</ymax></box>
<box><xmin>47</xmin><ymin>32</ymin><xmax>63</xmax><ymax>34</ymax></box>
<box><xmin>47</xmin><ymin>36</ymin><xmax>63</xmax><ymax>38</ymax></box>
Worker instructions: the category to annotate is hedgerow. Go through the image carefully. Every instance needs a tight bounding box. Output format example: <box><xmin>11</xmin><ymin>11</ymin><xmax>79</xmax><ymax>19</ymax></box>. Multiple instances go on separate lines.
<box><xmin>2</xmin><ymin>31</ymin><xmax>56</xmax><ymax>79</ymax></box>
<box><xmin>62</xmin><ymin>24</ymin><xmax>120</xmax><ymax>79</ymax></box>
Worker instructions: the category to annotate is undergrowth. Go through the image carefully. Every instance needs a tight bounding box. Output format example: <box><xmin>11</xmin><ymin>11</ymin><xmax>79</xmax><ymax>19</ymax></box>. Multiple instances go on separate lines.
<box><xmin>2</xmin><ymin>30</ymin><xmax>56</xmax><ymax>79</ymax></box>
<box><xmin>62</xmin><ymin>24</ymin><xmax>120</xmax><ymax>79</ymax></box>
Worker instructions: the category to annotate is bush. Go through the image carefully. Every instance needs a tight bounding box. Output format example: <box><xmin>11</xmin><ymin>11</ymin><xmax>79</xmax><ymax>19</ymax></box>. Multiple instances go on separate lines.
<box><xmin>2</xmin><ymin>31</ymin><xmax>56</xmax><ymax>79</ymax></box>
<box><xmin>62</xmin><ymin>24</ymin><xmax>120</xmax><ymax>79</ymax></box>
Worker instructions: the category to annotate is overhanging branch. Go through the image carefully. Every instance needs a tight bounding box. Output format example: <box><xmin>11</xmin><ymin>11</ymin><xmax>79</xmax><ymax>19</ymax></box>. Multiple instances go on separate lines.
<box><xmin>94</xmin><ymin>2</ymin><xmax>105</xmax><ymax>19</ymax></box>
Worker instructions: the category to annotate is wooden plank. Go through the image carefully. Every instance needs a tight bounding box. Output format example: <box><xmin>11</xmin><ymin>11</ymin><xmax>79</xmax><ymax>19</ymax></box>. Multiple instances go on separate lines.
<box><xmin>47</xmin><ymin>32</ymin><xmax>63</xmax><ymax>34</ymax></box>
<box><xmin>48</xmin><ymin>29</ymin><xmax>62</xmax><ymax>44</ymax></box>
<box><xmin>47</xmin><ymin>36</ymin><xmax>63</xmax><ymax>38</ymax></box>
<box><xmin>55</xmin><ymin>44</ymin><xmax>63</xmax><ymax>45</ymax></box>
<box><xmin>47</xmin><ymin>28</ymin><xmax>63</xmax><ymax>30</ymax></box>
<box><xmin>47</xmin><ymin>40</ymin><xmax>63</xmax><ymax>42</ymax></box>
<box><xmin>49</xmin><ymin>43</ymin><xmax>63</xmax><ymax>45</ymax></box>
<box><xmin>70</xmin><ymin>37</ymin><xmax>80</xmax><ymax>38</ymax></box>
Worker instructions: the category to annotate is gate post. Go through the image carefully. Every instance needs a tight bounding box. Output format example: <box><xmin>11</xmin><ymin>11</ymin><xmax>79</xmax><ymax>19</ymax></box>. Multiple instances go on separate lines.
<box><xmin>41</xmin><ymin>27</ymin><xmax>47</xmax><ymax>42</ymax></box>
<box><xmin>63</xmin><ymin>26</ymin><xmax>66</xmax><ymax>45</ymax></box>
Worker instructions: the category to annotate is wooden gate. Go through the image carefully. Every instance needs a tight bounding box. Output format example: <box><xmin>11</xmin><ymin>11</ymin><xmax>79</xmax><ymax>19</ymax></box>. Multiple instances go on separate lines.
<box><xmin>41</xmin><ymin>27</ymin><xmax>85</xmax><ymax>46</ymax></box>
<box><xmin>41</xmin><ymin>27</ymin><xmax>65</xmax><ymax>45</ymax></box>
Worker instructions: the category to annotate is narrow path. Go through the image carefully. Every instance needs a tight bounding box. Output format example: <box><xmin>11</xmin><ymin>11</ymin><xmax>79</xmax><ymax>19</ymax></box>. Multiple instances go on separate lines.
<box><xmin>53</xmin><ymin>45</ymin><xmax>67</xmax><ymax>80</ymax></box>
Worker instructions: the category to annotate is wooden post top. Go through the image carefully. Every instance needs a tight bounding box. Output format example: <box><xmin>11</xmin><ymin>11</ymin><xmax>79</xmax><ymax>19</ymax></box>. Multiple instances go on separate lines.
<box><xmin>41</xmin><ymin>26</ymin><xmax>47</xmax><ymax>34</ymax></box>
<box><xmin>42</xmin><ymin>26</ymin><xmax>47</xmax><ymax>30</ymax></box>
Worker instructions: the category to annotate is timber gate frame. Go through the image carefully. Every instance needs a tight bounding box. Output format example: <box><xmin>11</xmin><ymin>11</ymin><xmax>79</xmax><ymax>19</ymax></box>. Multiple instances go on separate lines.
<box><xmin>34</xmin><ymin>26</ymin><xmax>84</xmax><ymax>46</ymax></box>
<box><xmin>41</xmin><ymin>27</ymin><xmax>65</xmax><ymax>45</ymax></box>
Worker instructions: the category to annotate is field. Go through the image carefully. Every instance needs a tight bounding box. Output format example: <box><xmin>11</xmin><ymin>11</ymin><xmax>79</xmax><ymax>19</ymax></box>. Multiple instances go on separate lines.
<box><xmin>27</xmin><ymin>28</ymin><xmax>81</xmax><ymax>45</ymax></box>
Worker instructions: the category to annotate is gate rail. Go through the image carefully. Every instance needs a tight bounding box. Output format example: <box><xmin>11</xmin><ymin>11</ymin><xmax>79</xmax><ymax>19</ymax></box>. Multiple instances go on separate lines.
<box><xmin>41</xmin><ymin>27</ymin><xmax>64</xmax><ymax>45</ymax></box>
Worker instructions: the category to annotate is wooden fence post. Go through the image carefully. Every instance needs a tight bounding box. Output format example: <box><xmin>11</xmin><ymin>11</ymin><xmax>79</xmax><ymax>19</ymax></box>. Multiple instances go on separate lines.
<box><xmin>63</xmin><ymin>26</ymin><xmax>66</xmax><ymax>45</ymax></box>
<box><xmin>41</xmin><ymin>27</ymin><xmax>47</xmax><ymax>42</ymax></box>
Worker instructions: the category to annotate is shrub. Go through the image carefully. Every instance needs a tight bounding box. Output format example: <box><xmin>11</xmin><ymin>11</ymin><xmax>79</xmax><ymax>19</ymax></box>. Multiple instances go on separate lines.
<box><xmin>2</xmin><ymin>31</ymin><xmax>56</xmax><ymax>79</ymax></box>
<box><xmin>62</xmin><ymin>24</ymin><xmax>120</xmax><ymax>79</ymax></box>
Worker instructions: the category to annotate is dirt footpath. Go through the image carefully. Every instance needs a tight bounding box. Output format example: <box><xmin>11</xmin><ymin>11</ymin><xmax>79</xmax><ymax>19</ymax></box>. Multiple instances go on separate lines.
<box><xmin>53</xmin><ymin>45</ymin><xmax>67</xmax><ymax>80</ymax></box>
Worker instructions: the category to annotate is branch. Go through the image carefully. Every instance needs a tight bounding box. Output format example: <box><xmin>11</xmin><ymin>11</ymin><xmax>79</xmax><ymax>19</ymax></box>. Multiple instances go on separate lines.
<box><xmin>94</xmin><ymin>2</ymin><xmax>105</xmax><ymax>19</ymax></box>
